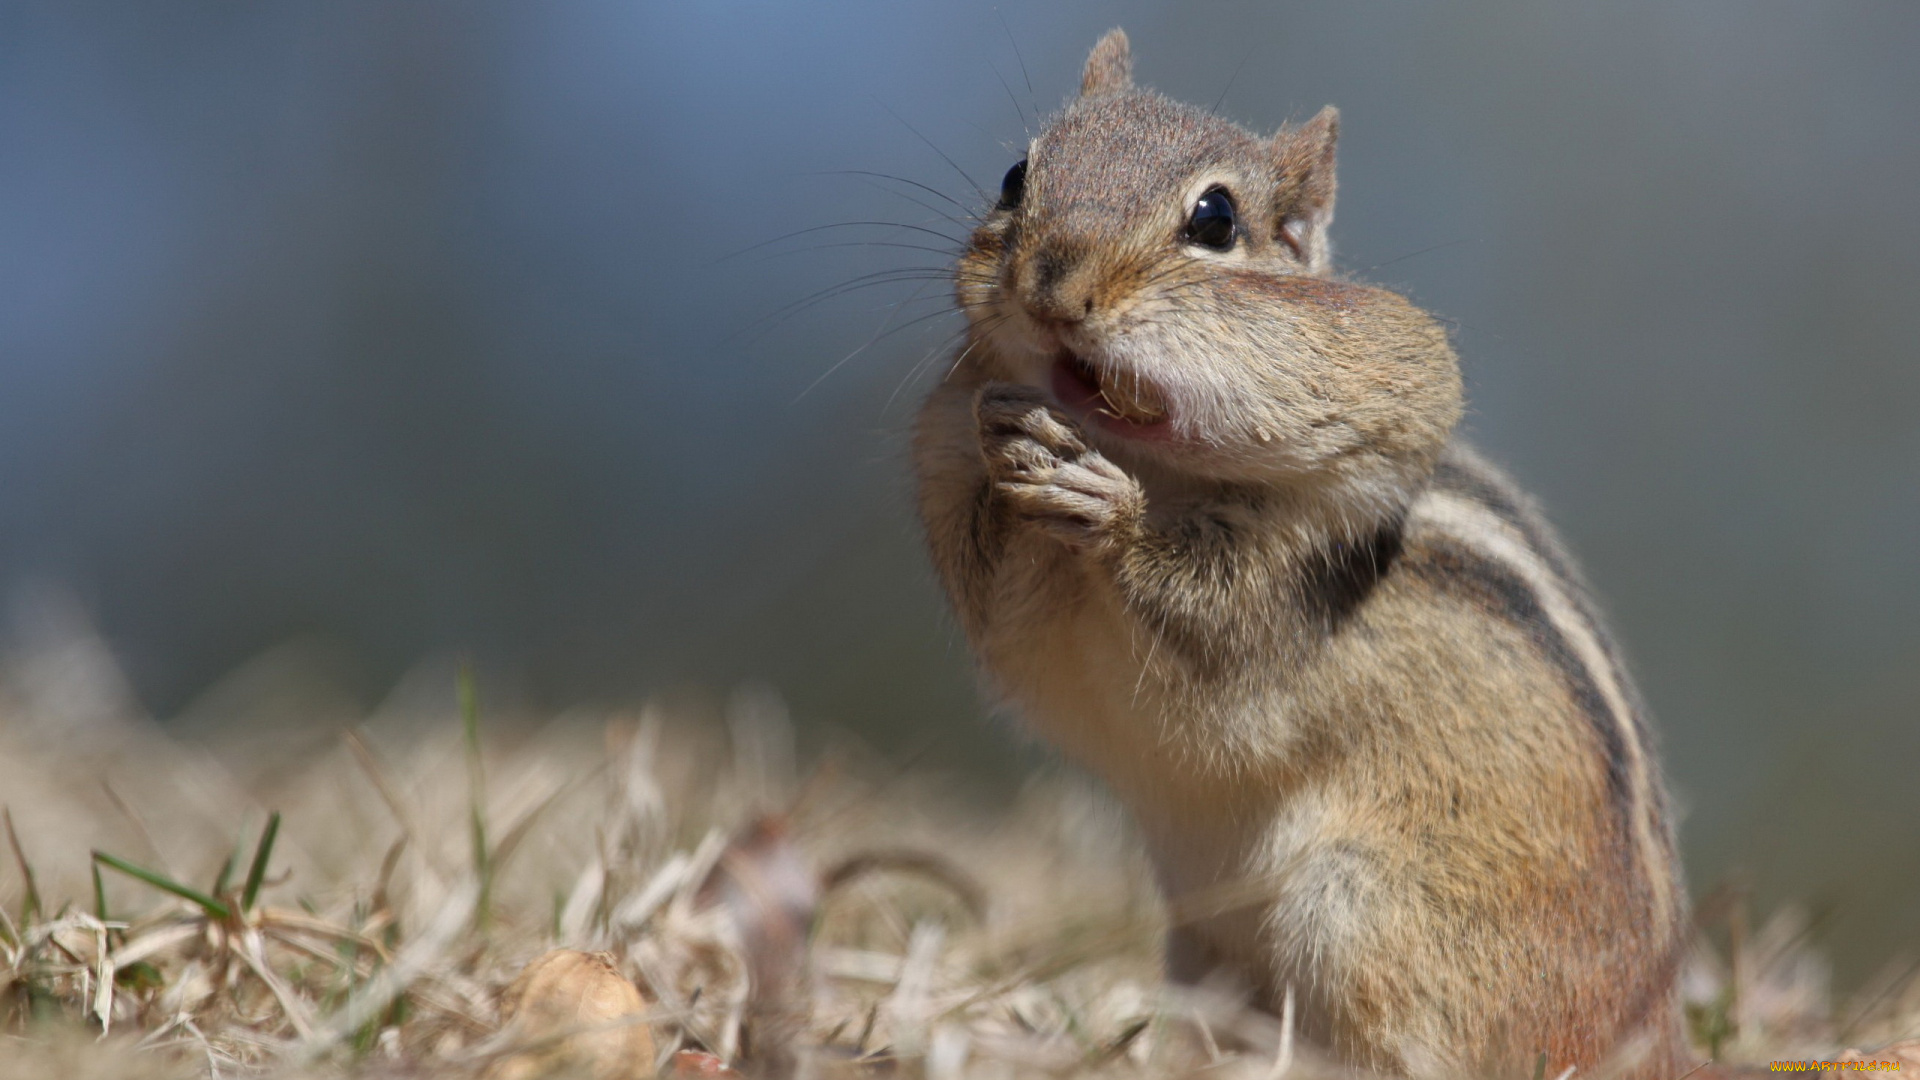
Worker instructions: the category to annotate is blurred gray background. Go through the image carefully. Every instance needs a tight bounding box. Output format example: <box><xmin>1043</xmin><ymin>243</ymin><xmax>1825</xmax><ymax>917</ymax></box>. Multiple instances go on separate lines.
<box><xmin>1</xmin><ymin>2</ymin><xmax>1915</xmax><ymax>983</ymax></box>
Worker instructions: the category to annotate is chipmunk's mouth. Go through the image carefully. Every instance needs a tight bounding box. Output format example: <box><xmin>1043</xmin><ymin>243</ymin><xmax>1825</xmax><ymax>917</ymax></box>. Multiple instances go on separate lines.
<box><xmin>1049</xmin><ymin>351</ymin><xmax>1173</xmax><ymax>439</ymax></box>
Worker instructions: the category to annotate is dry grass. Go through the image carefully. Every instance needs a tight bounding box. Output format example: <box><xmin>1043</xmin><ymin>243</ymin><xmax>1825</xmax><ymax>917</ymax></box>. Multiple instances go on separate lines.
<box><xmin>0</xmin><ymin>644</ymin><xmax>1916</xmax><ymax>1077</ymax></box>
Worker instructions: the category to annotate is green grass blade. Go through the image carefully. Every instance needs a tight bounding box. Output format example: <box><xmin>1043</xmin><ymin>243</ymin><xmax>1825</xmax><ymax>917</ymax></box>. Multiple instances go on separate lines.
<box><xmin>92</xmin><ymin>862</ymin><xmax>108</xmax><ymax>921</ymax></box>
<box><xmin>4</xmin><ymin>807</ymin><xmax>43</xmax><ymax>925</ymax></box>
<box><xmin>212</xmin><ymin>852</ymin><xmax>235</xmax><ymax>900</ymax></box>
<box><xmin>92</xmin><ymin>850</ymin><xmax>232</xmax><ymax>921</ymax></box>
<box><xmin>241</xmin><ymin>811</ymin><xmax>281</xmax><ymax>912</ymax></box>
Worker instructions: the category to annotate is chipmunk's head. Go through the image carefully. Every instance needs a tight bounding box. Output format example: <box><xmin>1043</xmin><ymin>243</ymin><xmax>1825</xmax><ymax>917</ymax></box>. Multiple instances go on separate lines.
<box><xmin>958</xmin><ymin>29</ymin><xmax>1461</xmax><ymax>504</ymax></box>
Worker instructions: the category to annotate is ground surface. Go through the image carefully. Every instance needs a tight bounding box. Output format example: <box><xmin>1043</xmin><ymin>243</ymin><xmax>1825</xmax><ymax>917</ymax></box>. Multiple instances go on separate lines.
<box><xmin>0</xmin><ymin>666</ymin><xmax>1914</xmax><ymax>1078</ymax></box>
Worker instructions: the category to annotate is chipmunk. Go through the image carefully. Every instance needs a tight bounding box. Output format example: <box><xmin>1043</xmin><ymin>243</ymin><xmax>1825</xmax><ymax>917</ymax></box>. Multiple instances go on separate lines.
<box><xmin>912</xmin><ymin>30</ymin><xmax>1689</xmax><ymax>1080</ymax></box>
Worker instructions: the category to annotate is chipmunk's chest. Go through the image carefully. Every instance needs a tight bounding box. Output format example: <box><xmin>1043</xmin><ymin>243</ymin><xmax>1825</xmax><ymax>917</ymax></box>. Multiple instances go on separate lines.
<box><xmin>978</xmin><ymin>537</ymin><xmax>1172</xmax><ymax>768</ymax></box>
<box><xmin>975</xmin><ymin>529</ymin><xmax>1311</xmax><ymax>805</ymax></box>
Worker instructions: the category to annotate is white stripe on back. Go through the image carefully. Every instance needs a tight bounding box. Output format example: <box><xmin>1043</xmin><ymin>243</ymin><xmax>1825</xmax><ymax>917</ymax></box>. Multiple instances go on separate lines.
<box><xmin>1412</xmin><ymin>489</ymin><xmax>1672</xmax><ymax>929</ymax></box>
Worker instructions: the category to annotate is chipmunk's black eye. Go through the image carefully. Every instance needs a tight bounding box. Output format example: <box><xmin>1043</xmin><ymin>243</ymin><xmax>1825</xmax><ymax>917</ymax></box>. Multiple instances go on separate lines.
<box><xmin>999</xmin><ymin>158</ymin><xmax>1028</xmax><ymax>209</ymax></box>
<box><xmin>1186</xmin><ymin>186</ymin><xmax>1237</xmax><ymax>250</ymax></box>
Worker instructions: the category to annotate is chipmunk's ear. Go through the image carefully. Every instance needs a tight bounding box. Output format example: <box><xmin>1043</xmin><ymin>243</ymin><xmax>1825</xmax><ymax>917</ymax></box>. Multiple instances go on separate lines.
<box><xmin>1274</xmin><ymin>105</ymin><xmax>1339</xmax><ymax>271</ymax></box>
<box><xmin>1080</xmin><ymin>29</ymin><xmax>1133</xmax><ymax>97</ymax></box>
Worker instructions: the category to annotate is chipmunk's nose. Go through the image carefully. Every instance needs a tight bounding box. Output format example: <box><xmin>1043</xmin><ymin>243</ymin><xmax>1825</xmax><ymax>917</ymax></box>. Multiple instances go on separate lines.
<box><xmin>1014</xmin><ymin>244</ymin><xmax>1098</xmax><ymax>327</ymax></box>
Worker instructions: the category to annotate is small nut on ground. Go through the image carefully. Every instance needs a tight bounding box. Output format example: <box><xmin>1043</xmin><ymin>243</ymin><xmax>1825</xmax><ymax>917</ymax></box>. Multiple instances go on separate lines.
<box><xmin>488</xmin><ymin>949</ymin><xmax>656</xmax><ymax>1080</ymax></box>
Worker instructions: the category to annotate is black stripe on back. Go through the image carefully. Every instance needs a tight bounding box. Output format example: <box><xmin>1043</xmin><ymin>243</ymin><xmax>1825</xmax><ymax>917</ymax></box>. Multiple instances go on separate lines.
<box><xmin>1431</xmin><ymin>457</ymin><xmax>1581</xmax><ymax>589</ymax></box>
<box><xmin>1402</xmin><ymin>536</ymin><xmax>1636</xmax><ymax>844</ymax></box>
<box><xmin>1431</xmin><ymin>454</ymin><xmax>1628</xmax><ymax>681</ymax></box>
<box><xmin>1429</xmin><ymin>451</ymin><xmax>1671</xmax><ymax>835</ymax></box>
<box><xmin>1294</xmin><ymin>516</ymin><xmax>1405</xmax><ymax>633</ymax></box>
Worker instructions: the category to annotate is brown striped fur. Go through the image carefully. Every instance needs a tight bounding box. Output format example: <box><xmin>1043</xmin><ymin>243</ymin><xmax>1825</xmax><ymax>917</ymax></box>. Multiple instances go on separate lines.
<box><xmin>911</xmin><ymin>29</ymin><xmax>1689</xmax><ymax>1080</ymax></box>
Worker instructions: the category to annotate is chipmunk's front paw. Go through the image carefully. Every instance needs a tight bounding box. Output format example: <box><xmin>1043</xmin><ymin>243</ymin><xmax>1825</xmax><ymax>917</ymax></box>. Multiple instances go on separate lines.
<box><xmin>975</xmin><ymin>383</ymin><xmax>1143</xmax><ymax>549</ymax></box>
